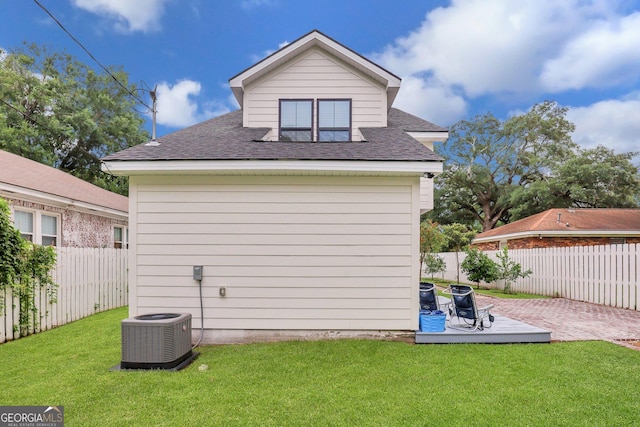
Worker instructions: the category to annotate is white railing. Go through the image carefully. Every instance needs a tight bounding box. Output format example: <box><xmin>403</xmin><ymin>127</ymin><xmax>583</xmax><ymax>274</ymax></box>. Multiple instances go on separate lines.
<box><xmin>427</xmin><ymin>244</ymin><xmax>639</xmax><ymax>311</ymax></box>
<box><xmin>0</xmin><ymin>248</ymin><xmax>128</xmax><ymax>343</ymax></box>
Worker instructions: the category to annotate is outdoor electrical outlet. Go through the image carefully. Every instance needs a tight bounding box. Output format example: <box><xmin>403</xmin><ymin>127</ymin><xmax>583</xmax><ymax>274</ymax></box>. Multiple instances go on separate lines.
<box><xmin>219</xmin><ymin>287</ymin><xmax>226</xmax><ymax>297</ymax></box>
<box><xmin>193</xmin><ymin>265</ymin><xmax>203</xmax><ymax>281</ymax></box>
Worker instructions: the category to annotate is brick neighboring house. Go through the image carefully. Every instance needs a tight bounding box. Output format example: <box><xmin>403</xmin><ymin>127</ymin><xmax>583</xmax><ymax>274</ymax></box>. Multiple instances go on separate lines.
<box><xmin>473</xmin><ymin>208</ymin><xmax>640</xmax><ymax>250</ymax></box>
<box><xmin>0</xmin><ymin>149</ymin><xmax>128</xmax><ymax>248</ymax></box>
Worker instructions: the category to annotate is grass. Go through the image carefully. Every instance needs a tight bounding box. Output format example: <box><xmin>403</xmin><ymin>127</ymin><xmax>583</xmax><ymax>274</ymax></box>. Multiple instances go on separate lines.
<box><xmin>426</xmin><ymin>277</ymin><xmax>547</xmax><ymax>299</ymax></box>
<box><xmin>2</xmin><ymin>307</ymin><xmax>640</xmax><ymax>426</ymax></box>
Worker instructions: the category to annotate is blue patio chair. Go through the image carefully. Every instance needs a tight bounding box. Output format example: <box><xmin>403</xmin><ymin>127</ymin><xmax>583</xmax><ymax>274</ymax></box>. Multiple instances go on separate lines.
<box><xmin>419</xmin><ymin>282</ymin><xmax>451</xmax><ymax>312</ymax></box>
<box><xmin>444</xmin><ymin>284</ymin><xmax>494</xmax><ymax>331</ymax></box>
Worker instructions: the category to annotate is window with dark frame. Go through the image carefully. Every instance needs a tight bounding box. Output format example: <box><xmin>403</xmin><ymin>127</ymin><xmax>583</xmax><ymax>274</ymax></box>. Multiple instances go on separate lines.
<box><xmin>279</xmin><ymin>99</ymin><xmax>313</xmax><ymax>141</ymax></box>
<box><xmin>318</xmin><ymin>99</ymin><xmax>351</xmax><ymax>141</ymax></box>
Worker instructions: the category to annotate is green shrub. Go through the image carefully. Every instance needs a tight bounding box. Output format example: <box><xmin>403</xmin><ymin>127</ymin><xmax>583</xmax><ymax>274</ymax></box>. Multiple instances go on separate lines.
<box><xmin>461</xmin><ymin>247</ymin><xmax>498</xmax><ymax>288</ymax></box>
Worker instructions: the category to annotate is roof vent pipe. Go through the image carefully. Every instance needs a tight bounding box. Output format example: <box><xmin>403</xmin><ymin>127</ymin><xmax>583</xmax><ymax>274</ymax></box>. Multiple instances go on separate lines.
<box><xmin>557</xmin><ymin>212</ymin><xmax>562</xmax><ymax>223</ymax></box>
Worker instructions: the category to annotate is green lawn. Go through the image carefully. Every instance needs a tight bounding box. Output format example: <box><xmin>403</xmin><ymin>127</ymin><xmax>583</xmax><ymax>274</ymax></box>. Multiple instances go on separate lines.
<box><xmin>426</xmin><ymin>278</ymin><xmax>548</xmax><ymax>299</ymax></box>
<box><xmin>2</xmin><ymin>307</ymin><xmax>640</xmax><ymax>426</ymax></box>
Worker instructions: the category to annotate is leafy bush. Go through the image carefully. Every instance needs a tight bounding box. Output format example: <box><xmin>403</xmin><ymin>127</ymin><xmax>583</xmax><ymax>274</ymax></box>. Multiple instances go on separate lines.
<box><xmin>461</xmin><ymin>247</ymin><xmax>498</xmax><ymax>288</ymax></box>
<box><xmin>0</xmin><ymin>197</ymin><xmax>57</xmax><ymax>336</ymax></box>
<box><xmin>423</xmin><ymin>253</ymin><xmax>446</xmax><ymax>278</ymax></box>
<box><xmin>495</xmin><ymin>247</ymin><xmax>532</xmax><ymax>293</ymax></box>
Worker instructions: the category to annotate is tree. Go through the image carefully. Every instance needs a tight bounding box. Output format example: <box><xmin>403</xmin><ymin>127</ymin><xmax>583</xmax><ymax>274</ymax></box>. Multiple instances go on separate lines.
<box><xmin>423</xmin><ymin>253</ymin><xmax>446</xmax><ymax>279</ymax></box>
<box><xmin>509</xmin><ymin>145</ymin><xmax>640</xmax><ymax>220</ymax></box>
<box><xmin>495</xmin><ymin>247</ymin><xmax>531</xmax><ymax>294</ymax></box>
<box><xmin>0</xmin><ymin>44</ymin><xmax>149</xmax><ymax>195</ymax></box>
<box><xmin>461</xmin><ymin>247</ymin><xmax>498</xmax><ymax>288</ymax></box>
<box><xmin>440</xmin><ymin>223</ymin><xmax>476</xmax><ymax>283</ymax></box>
<box><xmin>429</xmin><ymin>101</ymin><xmax>577</xmax><ymax>231</ymax></box>
<box><xmin>419</xmin><ymin>220</ymin><xmax>447</xmax><ymax>276</ymax></box>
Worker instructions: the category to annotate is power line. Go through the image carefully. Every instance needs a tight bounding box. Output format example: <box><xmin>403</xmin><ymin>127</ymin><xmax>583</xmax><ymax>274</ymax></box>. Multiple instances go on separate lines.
<box><xmin>32</xmin><ymin>0</ymin><xmax>151</xmax><ymax>110</ymax></box>
<box><xmin>0</xmin><ymin>98</ymin><xmax>67</xmax><ymax>139</ymax></box>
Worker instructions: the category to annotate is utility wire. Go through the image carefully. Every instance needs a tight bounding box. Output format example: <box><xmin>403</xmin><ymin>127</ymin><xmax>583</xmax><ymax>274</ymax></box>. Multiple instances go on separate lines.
<box><xmin>0</xmin><ymin>98</ymin><xmax>66</xmax><ymax>138</ymax></box>
<box><xmin>32</xmin><ymin>0</ymin><xmax>151</xmax><ymax>110</ymax></box>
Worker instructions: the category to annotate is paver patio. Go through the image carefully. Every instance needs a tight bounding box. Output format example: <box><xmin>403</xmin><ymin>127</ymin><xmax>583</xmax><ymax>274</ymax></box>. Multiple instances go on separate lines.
<box><xmin>480</xmin><ymin>295</ymin><xmax>640</xmax><ymax>349</ymax></box>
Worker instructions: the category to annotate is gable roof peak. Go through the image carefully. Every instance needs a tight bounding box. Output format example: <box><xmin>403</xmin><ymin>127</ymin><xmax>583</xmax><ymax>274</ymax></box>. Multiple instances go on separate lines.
<box><xmin>229</xmin><ymin>30</ymin><xmax>401</xmax><ymax>109</ymax></box>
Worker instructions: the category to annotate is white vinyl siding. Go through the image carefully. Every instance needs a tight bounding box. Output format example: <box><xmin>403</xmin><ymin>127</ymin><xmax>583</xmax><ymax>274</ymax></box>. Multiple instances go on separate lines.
<box><xmin>419</xmin><ymin>177</ymin><xmax>435</xmax><ymax>214</ymax></box>
<box><xmin>243</xmin><ymin>48</ymin><xmax>387</xmax><ymax>140</ymax></box>
<box><xmin>130</xmin><ymin>175</ymin><xmax>419</xmax><ymax>331</ymax></box>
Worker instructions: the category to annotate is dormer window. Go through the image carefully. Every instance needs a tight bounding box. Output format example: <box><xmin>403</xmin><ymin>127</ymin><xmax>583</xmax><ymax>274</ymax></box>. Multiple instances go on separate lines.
<box><xmin>318</xmin><ymin>99</ymin><xmax>351</xmax><ymax>141</ymax></box>
<box><xmin>278</xmin><ymin>98</ymin><xmax>352</xmax><ymax>142</ymax></box>
<box><xmin>279</xmin><ymin>99</ymin><xmax>313</xmax><ymax>141</ymax></box>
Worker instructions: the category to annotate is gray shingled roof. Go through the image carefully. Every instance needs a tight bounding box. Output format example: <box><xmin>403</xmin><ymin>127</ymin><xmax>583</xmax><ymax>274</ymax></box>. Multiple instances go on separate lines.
<box><xmin>103</xmin><ymin>108</ymin><xmax>444</xmax><ymax>162</ymax></box>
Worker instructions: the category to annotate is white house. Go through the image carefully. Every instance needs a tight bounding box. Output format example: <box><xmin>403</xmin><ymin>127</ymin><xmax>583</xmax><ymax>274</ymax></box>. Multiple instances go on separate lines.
<box><xmin>102</xmin><ymin>30</ymin><xmax>447</xmax><ymax>343</ymax></box>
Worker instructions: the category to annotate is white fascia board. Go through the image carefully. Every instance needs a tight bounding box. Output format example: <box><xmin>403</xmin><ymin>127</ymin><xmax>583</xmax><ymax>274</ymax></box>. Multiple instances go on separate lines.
<box><xmin>0</xmin><ymin>183</ymin><xmax>127</xmax><ymax>220</ymax></box>
<box><xmin>473</xmin><ymin>230</ymin><xmax>640</xmax><ymax>243</ymax></box>
<box><xmin>101</xmin><ymin>159</ymin><xmax>443</xmax><ymax>176</ymax></box>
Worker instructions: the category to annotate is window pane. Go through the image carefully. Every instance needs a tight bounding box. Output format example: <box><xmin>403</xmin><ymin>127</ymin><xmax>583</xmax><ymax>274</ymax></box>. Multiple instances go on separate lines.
<box><xmin>319</xmin><ymin>100</ymin><xmax>350</xmax><ymax>127</ymax></box>
<box><xmin>319</xmin><ymin>130</ymin><xmax>350</xmax><ymax>142</ymax></box>
<box><xmin>114</xmin><ymin>227</ymin><xmax>123</xmax><ymax>241</ymax></box>
<box><xmin>281</xmin><ymin>130</ymin><xmax>312</xmax><ymax>141</ymax></box>
<box><xmin>42</xmin><ymin>236</ymin><xmax>57</xmax><ymax>247</ymax></box>
<box><xmin>281</xmin><ymin>100</ymin><xmax>311</xmax><ymax>128</ymax></box>
<box><xmin>14</xmin><ymin>211</ymin><xmax>33</xmax><ymax>233</ymax></box>
<box><xmin>42</xmin><ymin>215</ymin><xmax>57</xmax><ymax>236</ymax></box>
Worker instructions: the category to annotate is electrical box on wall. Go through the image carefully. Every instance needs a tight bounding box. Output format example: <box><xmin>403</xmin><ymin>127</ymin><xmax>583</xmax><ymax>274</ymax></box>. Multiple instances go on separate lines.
<box><xmin>193</xmin><ymin>266</ymin><xmax>203</xmax><ymax>281</ymax></box>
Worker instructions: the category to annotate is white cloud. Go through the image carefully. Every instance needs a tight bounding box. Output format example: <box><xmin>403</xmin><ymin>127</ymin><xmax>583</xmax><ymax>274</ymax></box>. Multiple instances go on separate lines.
<box><xmin>374</xmin><ymin>0</ymin><xmax>588</xmax><ymax>98</ymax></box>
<box><xmin>392</xmin><ymin>75</ymin><xmax>467</xmax><ymax>127</ymax></box>
<box><xmin>251</xmin><ymin>41</ymin><xmax>290</xmax><ymax>63</ymax></box>
<box><xmin>567</xmin><ymin>93</ymin><xmax>640</xmax><ymax>155</ymax></box>
<box><xmin>154</xmin><ymin>80</ymin><xmax>229</xmax><ymax>128</ymax></box>
<box><xmin>241</xmin><ymin>0</ymin><xmax>275</xmax><ymax>11</ymax></box>
<box><xmin>541</xmin><ymin>12</ymin><xmax>640</xmax><ymax>91</ymax></box>
<box><xmin>371</xmin><ymin>0</ymin><xmax>640</xmax><ymax>127</ymax></box>
<box><xmin>72</xmin><ymin>0</ymin><xmax>170</xmax><ymax>33</ymax></box>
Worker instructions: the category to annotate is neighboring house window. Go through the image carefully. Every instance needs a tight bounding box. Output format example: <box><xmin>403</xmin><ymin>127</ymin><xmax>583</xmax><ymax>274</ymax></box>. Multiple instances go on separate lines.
<box><xmin>279</xmin><ymin>100</ymin><xmax>313</xmax><ymax>141</ymax></box>
<box><xmin>13</xmin><ymin>209</ymin><xmax>59</xmax><ymax>246</ymax></box>
<box><xmin>114</xmin><ymin>226</ymin><xmax>129</xmax><ymax>249</ymax></box>
<box><xmin>14</xmin><ymin>210</ymin><xmax>34</xmax><ymax>242</ymax></box>
<box><xmin>318</xmin><ymin>99</ymin><xmax>351</xmax><ymax>141</ymax></box>
<box><xmin>41</xmin><ymin>214</ymin><xmax>58</xmax><ymax>246</ymax></box>
<box><xmin>114</xmin><ymin>226</ymin><xmax>123</xmax><ymax>249</ymax></box>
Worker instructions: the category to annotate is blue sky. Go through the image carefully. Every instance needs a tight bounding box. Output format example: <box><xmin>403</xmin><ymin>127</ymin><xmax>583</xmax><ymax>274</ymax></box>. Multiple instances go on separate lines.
<box><xmin>2</xmin><ymin>0</ymin><xmax>640</xmax><ymax>156</ymax></box>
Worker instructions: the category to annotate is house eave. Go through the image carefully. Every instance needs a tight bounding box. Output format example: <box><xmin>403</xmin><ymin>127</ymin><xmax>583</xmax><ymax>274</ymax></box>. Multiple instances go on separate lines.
<box><xmin>406</xmin><ymin>131</ymin><xmax>449</xmax><ymax>143</ymax></box>
<box><xmin>0</xmin><ymin>183</ymin><xmax>128</xmax><ymax>220</ymax></box>
<box><xmin>101</xmin><ymin>159</ymin><xmax>443</xmax><ymax>177</ymax></box>
<box><xmin>473</xmin><ymin>230</ymin><xmax>640</xmax><ymax>244</ymax></box>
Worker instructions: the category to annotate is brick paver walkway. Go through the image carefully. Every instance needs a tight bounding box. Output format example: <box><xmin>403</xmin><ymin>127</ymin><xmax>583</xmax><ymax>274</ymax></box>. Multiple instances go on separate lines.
<box><xmin>476</xmin><ymin>295</ymin><xmax>640</xmax><ymax>347</ymax></box>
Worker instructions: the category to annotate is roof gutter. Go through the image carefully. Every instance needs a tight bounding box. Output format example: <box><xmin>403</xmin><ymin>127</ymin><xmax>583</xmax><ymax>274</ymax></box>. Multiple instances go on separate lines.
<box><xmin>101</xmin><ymin>159</ymin><xmax>444</xmax><ymax>177</ymax></box>
<box><xmin>0</xmin><ymin>183</ymin><xmax>127</xmax><ymax>220</ymax></box>
<box><xmin>473</xmin><ymin>229</ymin><xmax>640</xmax><ymax>244</ymax></box>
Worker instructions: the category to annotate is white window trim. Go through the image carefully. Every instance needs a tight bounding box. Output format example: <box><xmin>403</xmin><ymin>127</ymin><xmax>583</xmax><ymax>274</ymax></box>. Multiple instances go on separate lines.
<box><xmin>114</xmin><ymin>225</ymin><xmax>129</xmax><ymax>249</ymax></box>
<box><xmin>12</xmin><ymin>208</ymin><xmax>61</xmax><ymax>247</ymax></box>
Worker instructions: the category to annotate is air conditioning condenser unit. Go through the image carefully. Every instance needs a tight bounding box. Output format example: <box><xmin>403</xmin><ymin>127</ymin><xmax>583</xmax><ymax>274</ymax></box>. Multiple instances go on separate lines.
<box><xmin>120</xmin><ymin>313</ymin><xmax>197</xmax><ymax>370</ymax></box>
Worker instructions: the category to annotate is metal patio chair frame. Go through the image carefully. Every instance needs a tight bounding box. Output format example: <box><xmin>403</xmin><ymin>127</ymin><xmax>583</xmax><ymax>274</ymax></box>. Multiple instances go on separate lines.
<box><xmin>443</xmin><ymin>284</ymin><xmax>494</xmax><ymax>331</ymax></box>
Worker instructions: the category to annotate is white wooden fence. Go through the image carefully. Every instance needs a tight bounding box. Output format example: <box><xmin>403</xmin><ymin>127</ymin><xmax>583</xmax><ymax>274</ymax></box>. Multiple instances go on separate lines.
<box><xmin>429</xmin><ymin>244</ymin><xmax>639</xmax><ymax>311</ymax></box>
<box><xmin>0</xmin><ymin>248</ymin><xmax>128</xmax><ymax>343</ymax></box>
